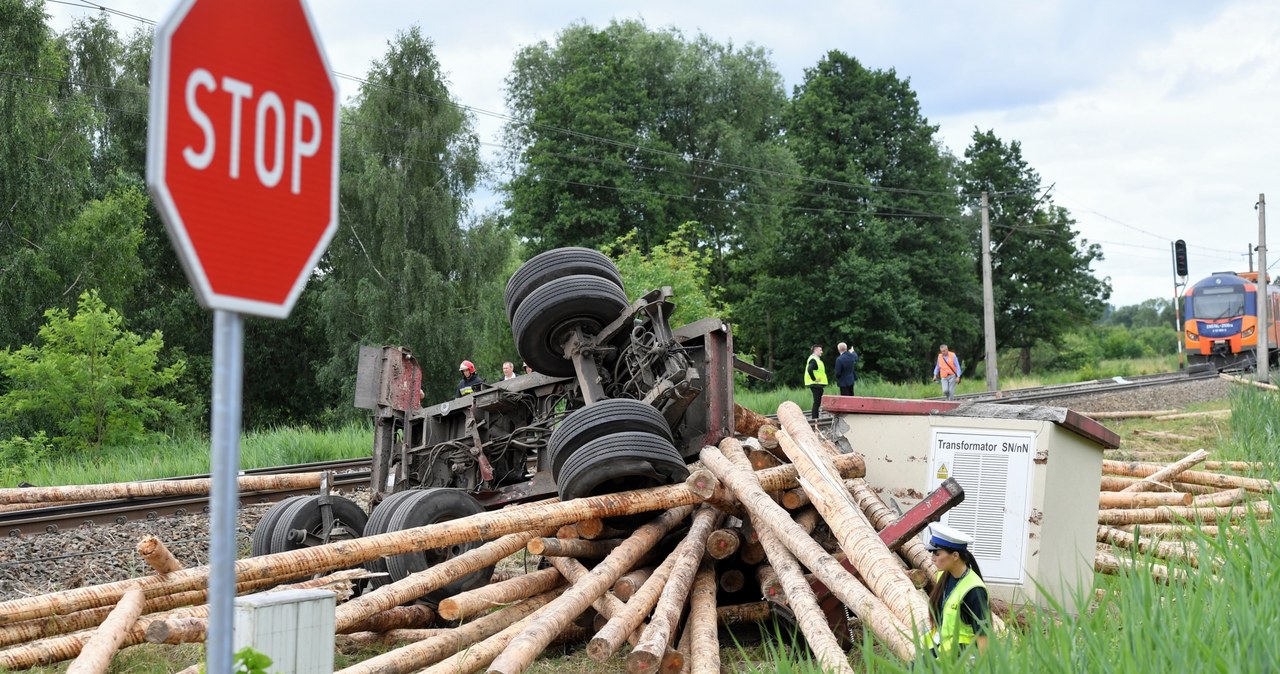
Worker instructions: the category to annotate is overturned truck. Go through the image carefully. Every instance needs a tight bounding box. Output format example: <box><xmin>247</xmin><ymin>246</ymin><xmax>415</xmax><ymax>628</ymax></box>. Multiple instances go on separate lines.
<box><xmin>251</xmin><ymin>247</ymin><xmax>759</xmax><ymax>599</ymax></box>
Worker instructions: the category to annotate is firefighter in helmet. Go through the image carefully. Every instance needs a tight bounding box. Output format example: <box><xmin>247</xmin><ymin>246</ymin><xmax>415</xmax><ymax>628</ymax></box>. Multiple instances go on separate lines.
<box><xmin>456</xmin><ymin>360</ymin><xmax>486</xmax><ymax>397</ymax></box>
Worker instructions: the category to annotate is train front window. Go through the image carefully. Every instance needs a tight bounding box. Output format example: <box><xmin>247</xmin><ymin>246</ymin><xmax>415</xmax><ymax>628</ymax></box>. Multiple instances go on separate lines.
<box><xmin>1187</xmin><ymin>287</ymin><xmax>1245</xmax><ymax>320</ymax></box>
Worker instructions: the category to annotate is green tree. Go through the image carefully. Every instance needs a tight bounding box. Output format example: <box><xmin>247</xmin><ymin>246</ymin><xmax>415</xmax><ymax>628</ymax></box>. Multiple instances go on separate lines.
<box><xmin>318</xmin><ymin>27</ymin><xmax>512</xmax><ymax>404</ymax></box>
<box><xmin>501</xmin><ymin>20</ymin><xmax>797</xmax><ymax>289</ymax></box>
<box><xmin>0</xmin><ymin>290</ymin><xmax>185</xmax><ymax>452</ymax></box>
<box><xmin>740</xmin><ymin>51</ymin><xmax>977</xmax><ymax>382</ymax></box>
<box><xmin>962</xmin><ymin>129</ymin><xmax>1111</xmax><ymax>372</ymax></box>
<box><xmin>0</xmin><ymin>0</ymin><xmax>96</xmax><ymax>348</ymax></box>
<box><xmin>605</xmin><ymin>221</ymin><xmax>725</xmax><ymax>328</ymax></box>
<box><xmin>1103</xmin><ymin>298</ymin><xmax>1176</xmax><ymax>329</ymax></box>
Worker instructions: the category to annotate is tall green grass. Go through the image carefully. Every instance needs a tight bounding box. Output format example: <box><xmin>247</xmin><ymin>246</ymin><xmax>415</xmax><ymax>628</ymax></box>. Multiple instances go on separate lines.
<box><xmin>1225</xmin><ymin>385</ymin><xmax>1280</xmax><ymax>465</ymax></box>
<box><xmin>18</xmin><ymin>424</ymin><xmax>370</xmax><ymax>487</ymax></box>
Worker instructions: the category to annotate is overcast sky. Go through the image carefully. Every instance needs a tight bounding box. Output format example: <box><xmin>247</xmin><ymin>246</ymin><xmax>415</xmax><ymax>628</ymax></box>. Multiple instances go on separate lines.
<box><xmin>45</xmin><ymin>0</ymin><xmax>1280</xmax><ymax>307</ymax></box>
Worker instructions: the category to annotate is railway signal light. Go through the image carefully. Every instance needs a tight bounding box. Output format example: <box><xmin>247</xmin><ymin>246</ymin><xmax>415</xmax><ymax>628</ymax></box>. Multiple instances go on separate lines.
<box><xmin>1174</xmin><ymin>239</ymin><xmax>1189</xmax><ymax>277</ymax></box>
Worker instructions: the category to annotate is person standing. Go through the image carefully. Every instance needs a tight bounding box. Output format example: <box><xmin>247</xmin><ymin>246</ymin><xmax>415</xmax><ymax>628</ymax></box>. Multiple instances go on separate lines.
<box><xmin>803</xmin><ymin>344</ymin><xmax>827</xmax><ymax>420</ymax></box>
<box><xmin>833</xmin><ymin>342</ymin><xmax>859</xmax><ymax>397</ymax></box>
<box><xmin>922</xmin><ymin>523</ymin><xmax>990</xmax><ymax>657</ymax></box>
<box><xmin>501</xmin><ymin>361</ymin><xmax>517</xmax><ymax>380</ymax></box>
<box><xmin>932</xmin><ymin>344</ymin><xmax>962</xmax><ymax>400</ymax></box>
<box><xmin>457</xmin><ymin>360</ymin><xmax>486</xmax><ymax>397</ymax></box>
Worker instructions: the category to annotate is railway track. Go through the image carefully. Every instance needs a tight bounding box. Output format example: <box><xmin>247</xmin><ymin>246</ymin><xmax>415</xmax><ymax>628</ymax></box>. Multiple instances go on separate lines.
<box><xmin>951</xmin><ymin>369</ymin><xmax>1219</xmax><ymax>405</ymax></box>
<box><xmin>0</xmin><ymin>458</ymin><xmax>373</xmax><ymax>537</ymax></box>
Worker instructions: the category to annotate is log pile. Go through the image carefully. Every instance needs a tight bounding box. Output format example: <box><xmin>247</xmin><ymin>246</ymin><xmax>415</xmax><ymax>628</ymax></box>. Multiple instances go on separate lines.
<box><xmin>1094</xmin><ymin>448</ymin><xmax>1274</xmax><ymax>582</ymax></box>
<box><xmin>0</xmin><ymin>400</ymin><xmax>952</xmax><ymax>673</ymax></box>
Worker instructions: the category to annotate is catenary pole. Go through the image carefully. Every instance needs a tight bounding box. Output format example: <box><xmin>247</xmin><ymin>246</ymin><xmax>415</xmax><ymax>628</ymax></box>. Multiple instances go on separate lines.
<box><xmin>1257</xmin><ymin>194</ymin><xmax>1269</xmax><ymax>383</ymax></box>
<box><xmin>981</xmin><ymin>192</ymin><xmax>998</xmax><ymax>391</ymax></box>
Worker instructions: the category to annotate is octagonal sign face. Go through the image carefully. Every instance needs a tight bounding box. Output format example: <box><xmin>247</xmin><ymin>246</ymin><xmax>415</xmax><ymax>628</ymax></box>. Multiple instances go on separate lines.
<box><xmin>147</xmin><ymin>0</ymin><xmax>338</xmax><ymax>318</ymax></box>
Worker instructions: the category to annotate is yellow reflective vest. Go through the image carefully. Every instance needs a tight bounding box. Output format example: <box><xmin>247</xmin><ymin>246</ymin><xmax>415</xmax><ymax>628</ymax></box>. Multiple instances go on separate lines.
<box><xmin>923</xmin><ymin>568</ymin><xmax>987</xmax><ymax>655</ymax></box>
<box><xmin>804</xmin><ymin>354</ymin><xmax>827</xmax><ymax>386</ymax></box>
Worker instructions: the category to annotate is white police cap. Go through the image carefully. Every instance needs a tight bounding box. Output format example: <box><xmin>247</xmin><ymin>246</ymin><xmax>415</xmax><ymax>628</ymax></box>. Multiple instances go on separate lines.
<box><xmin>924</xmin><ymin>523</ymin><xmax>974</xmax><ymax>552</ymax></box>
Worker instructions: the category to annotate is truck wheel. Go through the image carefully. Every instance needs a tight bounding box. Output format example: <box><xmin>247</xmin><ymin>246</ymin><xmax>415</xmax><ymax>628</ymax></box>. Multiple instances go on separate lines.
<box><xmin>548</xmin><ymin>398</ymin><xmax>673</xmax><ymax>481</ymax></box>
<box><xmin>382</xmin><ymin>488</ymin><xmax>492</xmax><ymax>605</ymax></box>
<box><xmin>267</xmin><ymin>495</ymin><xmax>368</xmax><ymax>555</ymax></box>
<box><xmin>504</xmin><ymin>247</ymin><xmax>624</xmax><ymax>323</ymax></box>
<box><xmin>250</xmin><ymin>495</ymin><xmax>309</xmax><ymax>557</ymax></box>
<box><xmin>513</xmin><ymin>274</ymin><xmax>629</xmax><ymax>377</ymax></box>
<box><xmin>555</xmin><ymin>431</ymin><xmax>689</xmax><ymax>527</ymax></box>
<box><xmin>361</xmin><ymin>490</ymin><xmax>422</xmax><ymax>590</ymax></box>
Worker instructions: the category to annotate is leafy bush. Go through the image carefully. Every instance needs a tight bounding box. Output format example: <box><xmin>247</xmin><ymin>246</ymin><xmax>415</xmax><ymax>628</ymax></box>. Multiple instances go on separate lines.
<box><xmin>0</xmin><ymin>432</ymin><xmax>52</xmax><ymax>486</ymax></box>
<box><xmin>1046</xmin><ymin>331</ymin><xmax>1100</xmax><ymax>371</ymax></box>
<box><xmin>604</xmin><ymin>221</ymin><xmax>725</xmax><ymax>327</ymax></box>
<box><xmin>0</xmin><ymin>290</ymin><xmax>185</xmax><ymax>453</ymax></box>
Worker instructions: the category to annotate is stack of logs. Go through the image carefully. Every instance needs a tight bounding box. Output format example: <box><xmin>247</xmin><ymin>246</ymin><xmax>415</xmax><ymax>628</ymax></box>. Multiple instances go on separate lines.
<box><xmin>0</xmin><ymin>401</ymin><xmax>945</xmax><ymax>674</ymax></box>
<box><xmin>1094</xmin><ymin>448</ymin><xmax>1275</xmax><ymax>583</ymax></box>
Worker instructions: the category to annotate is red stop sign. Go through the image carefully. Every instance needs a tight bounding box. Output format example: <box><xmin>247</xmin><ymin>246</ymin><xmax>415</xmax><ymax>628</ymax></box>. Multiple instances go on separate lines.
<box><xmin>147</xmin><ymin>0</ymin><xmax>338</xmax><ymax>318</ymax></box>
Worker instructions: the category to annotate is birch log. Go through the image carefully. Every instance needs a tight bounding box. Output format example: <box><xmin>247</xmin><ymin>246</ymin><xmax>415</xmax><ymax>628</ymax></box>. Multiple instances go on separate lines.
<box><xmin>716</xmin><ymin>602</ymin><xmax>774</xmax><ymax>625</ymax></box>
<box><xmin>334</xmin><ymin>589</ymin><xmax>563</xmax><ymax>674</ymax></box>
<box><xmin>63</xmin><ymin>588</ymin><xmax>145</xmax><ymax>674</ymax></box>
<box><xmin>1096</xmin><ymin>525</ymin><xmax>1213</xmax><ymax>570</ymax></box>
<box><xmin>1191</xmin><ymin>488</ymin><xmax>1250</xmax><ymax>508</ymax></box>
<box><xmin>706</xmin><ymin>527</ymin><xmax>742</xmax><ymax>560</ymax></box>
<box><xmin>1096</xmin><ymin>501</ymin><xmax>1272</xmax><ymax>525</ymax></box>
<box><xmin>777</xmin><ymin>402</ymin><xmax>931</xmax><ymax>636</ymax></box>
<box><xmin>1098</xmin><ymin>491</ymin><xmax>1193</xmax><ymax>509</ymax></box>
<box><xmin>724</xmin><ymin>440</ymin><xmax>853</xmax><ymax>674</ymax></box>
<box><xmin>1119</xmin><ymin>450</ymin><xmax>1210</xmax><ymax>493</ymax></box>
<box><xmin>628</xmin><ymin>506</ymin><xmax>722</xmax><ymax>674</ymax></box>
<box><xmin>1082</xmin><ymin>410</ymin><xmax>1177</xmax><ymax>419</ymax></box>
<box><xmin>0</xmin><ymin>473</ymin><xmax>331</xmax><ymax>504</ymax></box>
<box><xmin>700</xmin><ymin>440</ymin><xmax>915</xmax><ymax>661</ymax></box>
<box><xmin>340</xmin><ymin>605</ymin><xmax>437</xmax><ymax>634</ymax></box>
<box><xmin>136</xmin><ymin>536</ymin><xmax>183</xmax><ymax>574</ymax></box>
<box><xmin>1102</xmin><ymin>461</ymin><xmax>1277</xmax><ymax>493</ymax></box>
<box><xmin>1220</xmin><ymin>372</ymin><xmax>1280</xmax><ymax>391</ymax></box>
<box><xmin>0</xmin><ymin>570</ymin><xmax>352</xmax><ymax>651</ymax></box>
<box><xmin>487</xmin><ymin>506</ymin><xmax>693</xmax><ymax>674</ymax></box>
<box><xmin>437</xmin><ymin>567</ymin><xmax>564</xmax><ymax>621</ymax></box>
<box><xmin>590</xmin><ymin>550</ymin><xmax>682</xmax><ymax>661</ymax></box>
<box><xmin>613</xmin><ymin>568</ymin><xmax>654</xmax><ymax>602</ymax></box>
<box><xmin>687</xmin><ymin>560</ymin><xmax>720</xmax><ymax>674</ymax></box>
<box><xmin>334</xmin><ymin>526</ymin><xmax>552</xmax><ymax>631</ymax></box>
<box><xmin>1116</xmin><ymin>524</ymin><xmax>1243</xmax><ymax>538</ymax></box>
<box><xmin>1094</xmin><ymin>550</ymin><xmax>1188</xmax><ymax>584</ymax></box>
<box><xmin>1099</xmin><ymin>475</ymin><xmax>1216</xmax><ymax>495</ymax></box>
<box><xmin>1151</xmin><ymin>409</ymin><xmax>1232</xmax><ymax>421</ymax></box>
<box><xmin>527</xmin><ymin>537</ymin><xmax>621</xmax><ymax>558</ymax></box>
<box><xmin>843</xmin><ymin>477</ymin><xmax>938</xmax><ymax>589</ymax></box>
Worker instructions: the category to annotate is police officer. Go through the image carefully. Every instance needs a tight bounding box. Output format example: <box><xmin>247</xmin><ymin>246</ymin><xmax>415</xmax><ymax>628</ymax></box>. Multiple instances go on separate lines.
<box><xmin>803</xmin><ymin>344</ymin><xmax>827</xmax><ymax>420</ymax></box>
<box><xmin>922</xmin><ymin>523</ymin><xmax>990</xmax><ymax>657</ymax></box>
<box><xmin>456</xmin><ymin>360</ymin><xmax>486</xmax><ymax>397</ymax></box>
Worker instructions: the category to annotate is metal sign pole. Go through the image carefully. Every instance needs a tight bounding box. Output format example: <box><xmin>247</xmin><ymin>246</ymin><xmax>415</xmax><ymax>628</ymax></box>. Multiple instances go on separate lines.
<box><xmin>208</xmin><ymin>309</ymin><xmax>244</xmax><ymax>674</ymax></box>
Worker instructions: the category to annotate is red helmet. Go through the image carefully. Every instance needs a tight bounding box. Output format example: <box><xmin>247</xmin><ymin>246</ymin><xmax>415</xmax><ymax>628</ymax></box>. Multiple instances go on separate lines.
<box><xmin>458</xmin><ymin>360</ymin><xmax>475</xmax><ymax>374</ymax></box>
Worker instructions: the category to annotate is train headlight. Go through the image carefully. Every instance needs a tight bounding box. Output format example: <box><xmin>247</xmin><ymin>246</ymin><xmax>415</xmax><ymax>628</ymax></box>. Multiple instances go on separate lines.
<box><xmin>1186</xmin><ymin>331</ymin><xmax>1199</xmax><ymax>342</ymax></box>
<box><xmin>1243</xmin><ymin>327</ymin><xmax>1256</xmax><ymax>339</ymax></box>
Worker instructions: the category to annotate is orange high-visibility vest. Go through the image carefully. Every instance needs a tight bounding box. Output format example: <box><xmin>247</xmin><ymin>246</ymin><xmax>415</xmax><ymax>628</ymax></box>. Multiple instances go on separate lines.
<box><xmin>936</xmin><ymin>353</ymin><xmax>959</xmax><ymax>377</ymax></box>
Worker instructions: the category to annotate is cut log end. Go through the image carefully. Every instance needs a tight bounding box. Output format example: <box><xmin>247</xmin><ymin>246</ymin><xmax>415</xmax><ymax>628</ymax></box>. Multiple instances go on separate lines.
<box><xmin>684</xmin><ymin>469</ymin><xmax>719</xmax><ymax>499</ymax></box>
<box><xmin>626</xmin><ymin>648</ymin><xmax>663</xmax><ymax>674</ymax></box>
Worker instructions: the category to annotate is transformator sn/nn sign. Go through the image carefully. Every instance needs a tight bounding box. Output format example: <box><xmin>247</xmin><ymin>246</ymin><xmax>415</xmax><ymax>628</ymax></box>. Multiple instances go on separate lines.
<box><xmin>147</xmin><ymin>0</ymin><xmax>339</xmax><ymax>318</ymax></box>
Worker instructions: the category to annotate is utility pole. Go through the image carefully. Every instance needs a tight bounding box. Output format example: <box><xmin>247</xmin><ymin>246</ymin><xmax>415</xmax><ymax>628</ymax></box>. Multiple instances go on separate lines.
<box><xmin>1257</xmin><ymin>194</ymin><xmax>1269</xmax><ymax>383</ymax></box>
<box><xmin>981</xmin><ymin>192</ymin><xmax>998</xmax><ymax>391</ymax></box>
<box><xmin>1247</xmin><ymin>243</ymin><xmax>1255</xmax><ymax>272</ymax></box>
